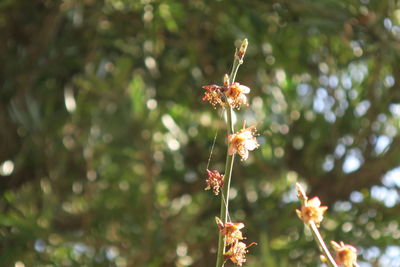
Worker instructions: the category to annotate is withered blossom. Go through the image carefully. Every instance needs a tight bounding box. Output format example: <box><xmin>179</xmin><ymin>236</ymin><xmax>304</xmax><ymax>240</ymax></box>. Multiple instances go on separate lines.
<box><xmin>331</xmin><ymin>241</ymin><xmax>358</xmax><ymax>267</ymax></box>
<box><xmin>224</xmin><ymin>241</ymin><xmax>257</xmax><ymax>266</ymax></box>
<box><xmin>215</xmin><ymin>217</ymin><xmax>244</xmax><ymax>245</ymax></box>
<box><xmin>205</xmin><ymin>169</ymin><xmax>224</xmax><ymax>195</ymax></box>
<box><xmin>296</xmin><ymin>196</ymin><xmax>328</xmax><ymax>227</ymax></box>
<box><xmin>228</xmin><ymin>125</ymin><xmax>259</xmax><ymax>161</ymax></box>
<box><xmin>202</xmin><ymin>84</ymin><xmax>225</xmax><ymax>108</ymax></box>
<box><xmin>215</xmin><ymin>217</ymin><xmax>256</xmax><ymax>265</ymax></box>
<box><xmin>202</xmin><ymin>78</ymin><xmax>251</xmax><ymax>109</ymax></box>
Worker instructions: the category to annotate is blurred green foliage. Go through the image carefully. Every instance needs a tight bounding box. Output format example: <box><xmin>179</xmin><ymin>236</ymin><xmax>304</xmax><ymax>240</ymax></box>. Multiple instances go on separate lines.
<box><xmin>1</xmin><ymin>0</ymin><xmax>400</xmax><ymax>266</ymax></box>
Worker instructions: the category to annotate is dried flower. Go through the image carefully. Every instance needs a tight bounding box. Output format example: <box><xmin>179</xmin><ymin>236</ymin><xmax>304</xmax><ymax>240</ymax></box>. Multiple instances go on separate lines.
<box><xmin>228</xmin><ymin>125</ymin><xmax>259</xmax><ymax>161</ymax></box>
<box><xmin>224</xmin><ymin>241</ymin><xmax>257</xmax><ymax>266</ymax></box>
<box><xmin>202</xmin><ymin>84</ymin><xmax>225</xmax><ymax>108</ymax></box>
<box><xmin>296</xmin><ymin>196</ymin><xmax>328</xmax><ymax>227</ymax></box>
<box><xmin>331</xmin><ymin>241</ymin><xmax>358</xmax><ymax>267</ymax></box>
<box><xmin>215</xmin><ymin>217</ymin><xmax>244</xmax><ymax>245</ymax></box>
<box><xmin>225</xmin><ymin>82</ymin><xmax>250</xmax><ymax>109</ymax></box>
<box><xmin>205</xmin><ymin>169</ymin><xmax>224</xmax><ymax>195</ymax></box>
<box><xmin>202</xmin><ymin>73</ymin><xmax>251</xmax><ymax>109</ymax></box>
<box><xmin>225</xmin><ymin>241</ymin><xmax>247</xmax><ymax>266</ymax></box>
<box><xmin>215</xmin><ymin>217</ymin><xmax>256</xmax><ymax>266</ymax></box>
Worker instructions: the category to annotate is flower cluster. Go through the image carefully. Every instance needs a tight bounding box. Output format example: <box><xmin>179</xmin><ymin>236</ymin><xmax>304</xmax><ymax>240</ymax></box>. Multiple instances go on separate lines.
<box><xmin>215</xmin><ymin>217</ymin><xmax>256</xmax><ymax>266</ymax></box>
<box><xmin>205</xmin><ymin>169</ymin><xmax>224</xmax><ymax>195</ymax></box>
<box><xmin>202</xmin><ymin>81</ymin><xmax>250</xmax><ymax>109</ymax></box>
<box><xmin>228</xmin><ymin>125</ymin><xmax>259</xmax><ymax>161</ymax></box>
<box><xmin>331</xmin><ymin>241</ymin><xmax>358</xmax><ymax>267</ymax></box>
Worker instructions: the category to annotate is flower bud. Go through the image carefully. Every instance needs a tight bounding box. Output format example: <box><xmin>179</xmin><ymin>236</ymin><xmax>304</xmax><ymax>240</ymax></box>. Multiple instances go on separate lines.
<box><xmin>236</xmin><ymin>39</ymin><xmax>248</xmax><ymax>62</ymax></box>
<box><xmin>223</xmin><ymin>74</ymin><xmax>230</xmax><ymax>88</ymax></box>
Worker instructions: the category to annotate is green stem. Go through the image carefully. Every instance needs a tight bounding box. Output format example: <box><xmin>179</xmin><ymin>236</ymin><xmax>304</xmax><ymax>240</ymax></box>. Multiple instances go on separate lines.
<box><xmin>215</xmin><ymin>40</ymin><xmax>245</xmax><ymax>267</ymax></box>
<box><xmin>229</xmin><ymin>53</ymin><xmax>243</xmax><ymax>86</ymax></box>
<box><xmin>215</xmin><ymin>106</ymin><xmax>235</xmax><ymax>267</ymax></box>
<box><xmin>309</xmin><ymin>222</ymin><xmax>338</xmax><ymax>267</ymax></box>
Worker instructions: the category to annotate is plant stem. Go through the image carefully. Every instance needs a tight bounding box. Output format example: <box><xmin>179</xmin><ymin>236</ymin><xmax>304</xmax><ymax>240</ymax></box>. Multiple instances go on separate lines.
<box><xmin>215</xmin><ymin>40</ymin><xmax>246</xmax><ymax>267</ymax></box>
<box><xmin>309</xmin><ymin>222</ymin><xmax>338</xmax><ymax>267</ymax></box>
<box><xmin>229</xmin><ymin>53</ymin><xmax>243</xmax><ymax>87</ymax></box>
<box><xmin>215</xmin><ymin>106</ymin><xmax>235</xmax><ymax>267</ymax></box>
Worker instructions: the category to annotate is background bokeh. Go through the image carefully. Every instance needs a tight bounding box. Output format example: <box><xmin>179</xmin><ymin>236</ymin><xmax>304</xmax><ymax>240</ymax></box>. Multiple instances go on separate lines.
<box><xmin>1</xmin><ymin>0</ymin><xmax>400</xmax><ymax>266</ymax></box>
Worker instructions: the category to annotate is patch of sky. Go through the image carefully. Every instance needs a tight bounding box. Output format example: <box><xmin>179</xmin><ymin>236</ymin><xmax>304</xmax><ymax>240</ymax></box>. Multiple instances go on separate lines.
<box><xmin>379</xmin><ymin>246</ymin><xmax>400</xmax><ymax>267</ymax></box>
<box><xmin>333</xmin><ymin>201</ymin><xmax>352</xmax><ymax>212</ymax></box>
<box><xmin>348</xmin><ymin>61</ymin><xmax>368</xmax><ymax>84</ymax></box>
<box><xmin>282</xmin><ymin>186</ymin><xmax>298</xmax><ymax>203</ymax></box>
<box><xmin>296</xmin><ymin>83</ymin><xmax>311</xmax><ymax>96</ymax></box>
<box><xmin>324</xmin><ymin>111</ymin><xmax>336</xmax><ymax>123</ymax></box>
<box><xmin>341</xmin><ymin>74</ymin><xmax>352</xmax><ymax>89</ymax></box>
<box><xmin>334</xmin><ymin>143</ymin><xmax>346</xmax><ymax>158</ymax></box>
<box><xmin>389</xmin><ymin>103</ymin><xmax>400</xmax><ymax>118</ymax></box>
<box><xmin>34</xmin><ymin>239</ymin><xmax>46</xmax><ymax>253</ymax></box>
<box><xmin>73</xmin><ymin>243</ymin><xmax>89</xmax><ymax>256</ymax></box>
<box><xmin>313</xmin><ymin>87</ymin><xmax>334</xmax><ymax>114</ymax></box>
<box><xmin>382</xmin><ymin>167</ymin><xmax>400</xmax><ymax>188</ymax></box>
<box><xmin>354</xmin><ymin>100</ymin><xmax>370</xmax><ymax>117</ymax></box>
<box><xmin>328</xmin><ymin>75</ymin><xmax>339</xmax><ymax>88</ymax></box>
<box><xmin>350</xmin><ymin>191</ymin><xmax>364</xmax><ymax>203</ymax></box>
<box><xmin>374</xmin><ymin>135</ymin><xmax>392</xmax><ymax>155</ymax></box>
<box><xmin>371</xmin><ymin>186</ymin><xmax>399</xmax><ymax>208</ymax></box>
<box><xmin>384</xmin><ymin>75</ymin><xmax>395</xmax><ymax>87</ymax></box>
<box><xmin>363</xmin><ymin>246</ymin><xmax>380</xmax><ymax>261</ymax></box>
<box><xmin>322</xmin><ymin>155</ymin><xmax>334</xmax><ymax>172</ymax></box>
<box><xmin>384</xmin><ymin>18</ymin><xmax>393</xmax><ymax>30</ymax></box>
<box><xmin>343</xmin><ymin>148</ymin><xmax>363</xmax><ymax>173</ymax></box>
